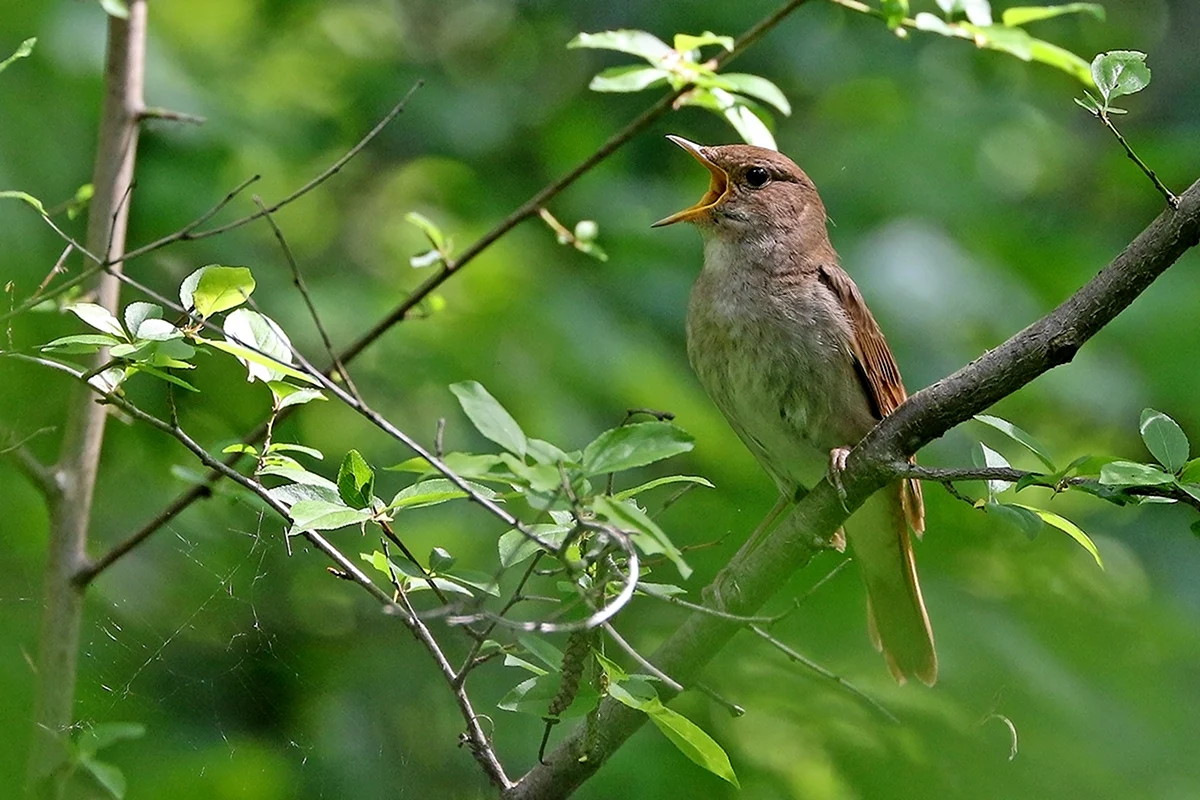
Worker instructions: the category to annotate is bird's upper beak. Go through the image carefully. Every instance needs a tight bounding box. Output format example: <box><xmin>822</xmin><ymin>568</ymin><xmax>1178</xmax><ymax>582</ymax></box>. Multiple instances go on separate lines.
<box><xmin>652</xmin><ymin>135</ymin><xmax>729</xmax><ymax>227</ymax></box>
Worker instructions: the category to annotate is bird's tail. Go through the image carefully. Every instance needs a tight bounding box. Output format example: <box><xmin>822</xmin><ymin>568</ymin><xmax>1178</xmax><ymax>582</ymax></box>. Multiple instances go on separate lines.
<box><xmin>848</xmin><ymin>482</ymin><xmax>937</xmax><ymax>686</ymax></box>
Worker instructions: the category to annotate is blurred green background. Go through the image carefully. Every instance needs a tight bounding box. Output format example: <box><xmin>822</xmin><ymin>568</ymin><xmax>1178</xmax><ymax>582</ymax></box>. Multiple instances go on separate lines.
<box><xmin>3</xmin><ymin>1</ymin><xmax>1199</xmax><ymax>798</ymax></box>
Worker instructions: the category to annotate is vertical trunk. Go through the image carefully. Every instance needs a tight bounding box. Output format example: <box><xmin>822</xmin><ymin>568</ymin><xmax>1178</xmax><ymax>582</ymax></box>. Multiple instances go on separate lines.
<box><xmin>25</xmin><ymin>3</ymin><xmax>146</xmax><ymax>796</ymax></box>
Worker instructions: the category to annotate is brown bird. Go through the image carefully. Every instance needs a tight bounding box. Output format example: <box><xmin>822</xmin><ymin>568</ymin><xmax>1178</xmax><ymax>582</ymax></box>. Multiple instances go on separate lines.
<box><xmin>654</xmin><ymin>136</ymin><xmax>936</xmax><ymax>685</ymax></box>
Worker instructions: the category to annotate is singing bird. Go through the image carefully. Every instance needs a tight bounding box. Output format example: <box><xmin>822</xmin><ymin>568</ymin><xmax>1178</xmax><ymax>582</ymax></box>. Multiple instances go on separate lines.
<box><xmin>654</xmin><ymin>136</ymin><xmax>936</xmax><ymax>685</ymax></box>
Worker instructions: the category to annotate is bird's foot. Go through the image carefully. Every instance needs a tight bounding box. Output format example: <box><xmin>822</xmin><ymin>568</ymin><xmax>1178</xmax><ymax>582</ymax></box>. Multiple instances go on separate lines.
<box><xmin>828</xmin><ymin>527</ymin><xmax>847</xmax><ymax>552</ymax></box>
<box><xmin>828</xmin><ymin>447</ymin><xmax>852</xmax><ymax>512</ymax></box>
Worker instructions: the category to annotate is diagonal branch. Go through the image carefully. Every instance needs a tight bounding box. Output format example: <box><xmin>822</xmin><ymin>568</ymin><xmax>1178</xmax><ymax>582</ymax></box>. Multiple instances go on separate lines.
<box><xmin>505</xmin><ymin>180</ymin><xmax>1200</xmax><ymax>799</ymax></box>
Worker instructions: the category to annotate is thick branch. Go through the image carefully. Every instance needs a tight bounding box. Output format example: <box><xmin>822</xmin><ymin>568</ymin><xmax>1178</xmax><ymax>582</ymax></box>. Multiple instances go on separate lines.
<box><xmin>507</xmin><ymin>181</ymin><xmax>1200</xmax><ymax>799</ymax></box>
<box><xmin>26</xmin><ymin>3</ymin><xmax>146</xmax><ymax>796</ymax></box>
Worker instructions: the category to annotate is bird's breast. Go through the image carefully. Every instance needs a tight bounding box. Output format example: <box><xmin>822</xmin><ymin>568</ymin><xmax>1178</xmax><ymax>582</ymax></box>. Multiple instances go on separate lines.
<box><xmin>685</xmin><ymin>244</ymin><xmax>875</xmax><ymax>490</ymax></box>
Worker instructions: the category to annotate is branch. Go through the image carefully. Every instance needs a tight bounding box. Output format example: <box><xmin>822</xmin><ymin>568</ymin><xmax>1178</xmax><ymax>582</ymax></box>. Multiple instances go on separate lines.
<box><xmin>894</xmin><ymin>463</ymin><xmax>1200</xmax><ymax>513</ymax></box>
<box><xmin>505</xmin><ymin>180</ymin><xmax>1200</xmax><ymax>799</ymax></box>
<box><xmin>0</xmin><ymin>427</ymin><xmax>60</xmax><ymax>501</ymax></box>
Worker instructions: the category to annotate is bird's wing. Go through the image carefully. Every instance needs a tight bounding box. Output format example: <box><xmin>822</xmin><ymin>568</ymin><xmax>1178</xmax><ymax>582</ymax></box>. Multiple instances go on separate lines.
<box><xmin>816</xmin><ymin>263</ymin><xmax>924</xmax><ymax>535</ymax></box>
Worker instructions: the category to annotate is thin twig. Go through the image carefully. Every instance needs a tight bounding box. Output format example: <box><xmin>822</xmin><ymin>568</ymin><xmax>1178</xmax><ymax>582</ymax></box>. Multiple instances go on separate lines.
<box><xmin>0</xmin><ymin>427</ymin><xmax>60</xmax><ymax>501</ymax></box>
<box><xmin>748</xmin><ymin>625</ymin><xmax>898</xmax><ymax>724</ymax></box>
<box><xmin>601</xmin><ymin>622</ymin><xmax>683</xmax><ymax>694</ymax></box>
<box><xmin>1099</xmin><ymin>112</ymin><xmax>1180</xmax><ymax>209</ymax></box>
<box><xmin>138</xmin><ymin>106</ymin><xmax>206</xmax><ymax>125</ymax></box>
<box><xmin>251</xmin><ymin>195</ymin><xmax>361</xmax><ymax>399</ymax></box>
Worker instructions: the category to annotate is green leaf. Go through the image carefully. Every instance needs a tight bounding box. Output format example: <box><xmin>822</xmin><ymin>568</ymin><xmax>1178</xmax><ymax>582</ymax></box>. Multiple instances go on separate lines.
<box><xmin>266</xmin><ymin>482</ymin><xmax>341</xmax><ymax>509</ymax></box>
<box><xmin>986</xmin><ymin>501</ymin><xmax>1043</xmax><ymax>540</ymax></box>
<box><xmin>1010</xmin><ymin>504</ymin><xmax>1104</xmax><ymax>568</ymax></box>
<box><xmin>588</xmin><ymin>65</ymin><xmax>669</xmax><ymax>92</ymax></box>
<box><xmin>131</xmin><ymin>364</ymin><xmax>199</xmax><ymax>392</ymax></box>
<box><xmin>518</xmin><ymin>633</ymin><xmax>565</xmax><ymax>672</ymax></box>
<box><xmin>87</xmin><ymin>366</ymin><xmax>129</xmax><ymax>394</ymax></box>
<box><xmin>180</xmin><ymin>266</ymin><xmax>255</xmax><ymax>318</ymax></box>
<box><xmin>0</xmin><ymin>37</ymin><xmax>35</xmax><ymax>74</ymax></box>
<box><xmin>973</xmin><ymin>441</ymin><xmax>1013</xmax><ymax>499</ymax></box>
<box><xmin>607</xmin><ymin>685</ymin><xmax>739</xmax><ymax>787</ymax></box>
<box><xmin>222</xmin><ymin>443</ymin><xmax>258</xmax><ymax>455</ymax></box>
<box><xmin>443</xmin><ymin>568</ymin><xmax>500</xmax><ymax>597</ymax></box>
<box><xmin>386</xmin><ymin>452</ymin><xmax>511</xmax><ymax>482</ymax></box>
<box><xmin>974</xmin><ymin>414</ymin><xmax>1056</xmax><ymax>470</ymax></box>
<box><xmin>214</xmin><ymin>308</ymin><xmax>307</xmax><ymax>384</ymax></box>
<box><xmin>389</xmin><ymin>478</ymin><xmax>499</xmax><ymax>510</ymax></box>
<box><xmin>591</xmin><ymin>495</ymin><xmax>691</xmax><ymax>578</ymax></box>
<box><xmin>97</xmin><ymin>0</ymin><xmax>130</xmax><ymax>19</ymax></box>
<box><xmin>0</xmin><ymin>190</ymin><xmax>46</xmax><ymax>214</ymax></box>
<box><xmin>721</xmin><ymin>98</ymin><xmax>776</xmax><ymax>149</ymax></box>
<box><xmin>132</xmin><ymin>318</ymin><xmax>181</xmax><ymax>342</ymax></box>
<box><xmin>881</xmin><ymin>0</ymin><xmax>910</xmax><ymax>30</ymax></box>
<box><xmin>962</xmin><ymin>0</ymin><xmax>993</xmax><ymax>25</ymax></box>
<box><xmin>1099</xmin><ymin>460</ymin><xmax>1175</xmax><ymax>487</ymax></box>
<box><xmin>41</xmin><ymin>333</ymin><xmax>123</xmax><ymax>354</ymax></box>
<box><xmin>498</xmin><ymin>524</ymin><xmax>570</xmax><ymax>567</ymax></box>
<box><xmin>76</xmin><ymin>722</ymin><xmax>145</xmax><ymax>756</ymax></box>
<box><xmin>1179</xmin><ymin>458</ymin><xmax>1200</xmax><ymax>485</ymax></box>
<box><xmin>429</xmin><ymin>546</ymin><xmax>456</xmax><ymax>573</ymax></box>
<box><xmin>337</xmin><ymin>449</ymin><xmax>375</xmax><ymax>509</ymax></box>
<box><xmin>269</xmin><ymin>382</ymin><xmax>327</xmax><ymax>409</ymax></box>
<box><xmin>914</xmin><ymin>12</ymin><xmax>956</xmax><ymax>35</ymax></box>
<box><xmin>259</xmin><ymin>464</ymin><xmax>339</xmax><ymax>490</ymax></box>
<box><xmin>498</xmin><ymin>673</ymin><xmax>599</xmax><ymax>717</ymax></box>
<box><xmin>288</xmin><ymin>499</ymin><xmax>372</xmax><ymax>533</ymax></box>
<box><xmin>449</xmin><ymin>381</ymin><xmax>528</xmax><ymax>458</ymax></box>
<box><xmin>1091</xmin><ymin>50</ymin><xmax>1150</xmax><ymax>104</ymax></box>
<box><xmin>582</xmin><ymin>421</ymin><xmax>695</xmax><ymax>476</ymax></box>
<box><xmin>68</xmin><ymin>303</ymin><xmax>126</xmax><ymax>337</ymax></box>
<box><xmin>715</xmin><ymin>73</ymin><xmax>791</xmax><ymax>115</ymax></box>
<box><xmin>636</xmin><ymin>582</ymin><xmax>688</xmax><ymax>598</ymax></box>
<box><xmin>80</xmin><ymin>757</ymin><xmax>126</xmax><ymax>799</ymax></box>
<box><xmin>123</xmin><ymin>302</ymin><xmax>162</xmax><ymax>337</ymax></box>
<box><xmin>1139</xmin><ymin>409</ymin><xmax>1189</xmax><ymax>474</ymax></box>
<box><xmin>1001</xmin><ymin>4</ymin><xmax>1104</xmax><ymax>27</ymax></box>
<box><xmin>266</xmin><ymin>442</ymin><xmax>323</xmax><ymax>459</ymax></box>
<box><xmin>567</xmin><ymin>30</ymin><xmax>672</xmax><ymax>63</ymax></box>
<box><xmin>613</xmin><ymin>474</ymin><xmax>714</xmax><ymax>501</ymax></box>
<box><xmin>527</xmin><ymin>437</ymin><xmax>576</xmax><ymax>467</ymax></box>
<box><xmin>672</xmin><ymin>31</ymin><xmax>734</xmax><ymax>54</ymax></box>
<box><xmin>1027</xmin><ymin>38</ymin><xmax>1093</xmax><ymax>85</ymax></box>
<box><xmin>405</xmin><ymin>211</ymin><xmax>445</xmax><ymax>250</ymax></box>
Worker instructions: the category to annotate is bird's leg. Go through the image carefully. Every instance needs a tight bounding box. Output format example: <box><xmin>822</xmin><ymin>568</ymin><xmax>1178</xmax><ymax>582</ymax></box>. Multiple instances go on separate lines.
<box><xmin>828</xmin><ymin>446</ymin><xmax>852</xmax><ymax>508</ymax></box>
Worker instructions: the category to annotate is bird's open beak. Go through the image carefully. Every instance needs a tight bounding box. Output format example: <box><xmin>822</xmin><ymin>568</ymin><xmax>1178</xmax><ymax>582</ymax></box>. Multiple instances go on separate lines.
<box><xmin>652</xmin><ymin>135</ymin><xmax>729</xmax><ymax>227</ymax></box>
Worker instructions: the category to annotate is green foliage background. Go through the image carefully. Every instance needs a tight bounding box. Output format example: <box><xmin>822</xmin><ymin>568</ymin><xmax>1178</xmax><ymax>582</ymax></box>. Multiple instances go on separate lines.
<box><xmin>2</xmin><ymin>1</ymin><xmax>1199</xmax><ymax>797</ymax></box>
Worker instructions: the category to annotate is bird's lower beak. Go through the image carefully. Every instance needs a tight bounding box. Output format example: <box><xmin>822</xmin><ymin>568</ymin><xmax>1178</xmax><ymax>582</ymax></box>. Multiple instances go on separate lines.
<box><xmin>652</xmin><ymin>135</ymin><xmax>729</xmax><ymax>227</ymax></box>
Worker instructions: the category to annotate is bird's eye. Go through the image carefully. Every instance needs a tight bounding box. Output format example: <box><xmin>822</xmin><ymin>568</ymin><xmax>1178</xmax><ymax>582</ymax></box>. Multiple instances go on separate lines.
<box><xmin>745</xmin><ymin>167</ymin><xmax>770</xmax><ymax>188</ymax></box>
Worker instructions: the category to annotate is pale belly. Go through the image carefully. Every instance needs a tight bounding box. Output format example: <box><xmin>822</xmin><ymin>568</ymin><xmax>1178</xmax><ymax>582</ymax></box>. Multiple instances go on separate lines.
<box><xmin>686</xmin><ymin>267</ymin><xmax>877</xmax><ymax>495</ymax></box>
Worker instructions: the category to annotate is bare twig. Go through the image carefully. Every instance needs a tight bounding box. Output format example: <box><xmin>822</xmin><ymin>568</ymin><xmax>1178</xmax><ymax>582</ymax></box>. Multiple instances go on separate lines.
<box><xmin>748</xmin><ymin>624</ymin><xmax>898</xmax><ymax>723</ymax></box>
<box><xmin>601</xmin><ymin>622</ymin><xmax>683</xmax><ymax>694</ymax></box>
<box><xmin>251</xmin><ymin>195</ymin><xmax>362</xmax><ymax>400</ymax></box>
<box><xmin>1099</xmin><ymin>112</ymin><xmax>1180</xmax><ymax>209</ymax></box>
<box><xmin>0</xmin><ymin>427</ymin><xmax>60</xmax><ymax>501</ymax></box>
<box><xmin>137</xmin><ymin>106</ymin><xmax>206</xmax><ymax>125</ymax></box>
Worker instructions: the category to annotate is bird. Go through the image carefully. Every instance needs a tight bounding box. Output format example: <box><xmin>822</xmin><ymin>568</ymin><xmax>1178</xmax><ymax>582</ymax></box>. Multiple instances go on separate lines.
<box><xmin>653</xmin><ymin>135</ymin><xmax>936</xmax><ymax>685</ymax></box>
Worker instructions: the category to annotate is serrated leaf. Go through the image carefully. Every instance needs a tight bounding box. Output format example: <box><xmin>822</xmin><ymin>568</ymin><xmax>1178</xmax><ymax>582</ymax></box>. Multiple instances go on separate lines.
<box><xmin>180</xmin><ymin>266</ymin><xmax>255</xmax><ymax>318</ymax></box>
<box><xmin>449</xmin><ymin>381</ymin><xmax>527</xmax><ymax>458</ymax></box>
<box><xmin>1002</xmin><ymin>4</ymin><xmax>1104</xmax><ymax>27</ymax></box>
<box><xmin>567</xmin><ymin>30</ymin><xmax>672</xmax><ymax>63</ymax></box>
<box><xmin>1099</xmin><ymin>460</ymin><xmax>1174</xmax><ymax>487</ymax></box>
<box><xmin>582</xmin><ymin>421</ymin><xmax>695</xmax><ymax>476</ymax></box>
<box><xmin>588</xmin><ymin>65</ymin><xmax>669</xmax><ymax>92</ymax></box>
<box><xmin>592</xmin><ymin>495</ymin><xmax>690</xmax><ymax>578</ymax></box>
<box><xmin>337</xmin><ymin>449</ymin><xmax>375</xmax><ymax>509</ymax></box>
<box><xmin>211</xmin><ymin>309</ymin><xmax>312</xmax><ymax>384</ymax></box>
<box><xmin>68</xmin><ymin>303</ymin><xmax>126</xmax><ymax>337</ymax></box>
<box><xmin>974</xmin><ymin>414</ymin><xmax>1057</xmax><ymax>470</ymax></box>
<box><xmin>1139</xmin><ymin>408</ymin><xmax>1189</xmax><ymax>474</ymax></box>
<box><xmin>1091</xmin><ymin>50</ymin><xmax>1150</xmax><ymax>103</ymax></box>
<box><xmin>288</xmin><ymin>499</ymin><xmax>372</xmax><ymax>533</ymax></box>
<box><xmin>1010</xmin><ymin>504</ymin><xmax>1104</xmax><ymax>568</ymax></box>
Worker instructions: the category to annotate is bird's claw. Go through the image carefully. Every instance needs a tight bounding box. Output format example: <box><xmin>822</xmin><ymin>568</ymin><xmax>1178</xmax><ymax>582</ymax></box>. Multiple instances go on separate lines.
<box><xmin>828</xmin><ymin>447</ymin><xmax>851</xmax><ymax>511</ymax></box>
